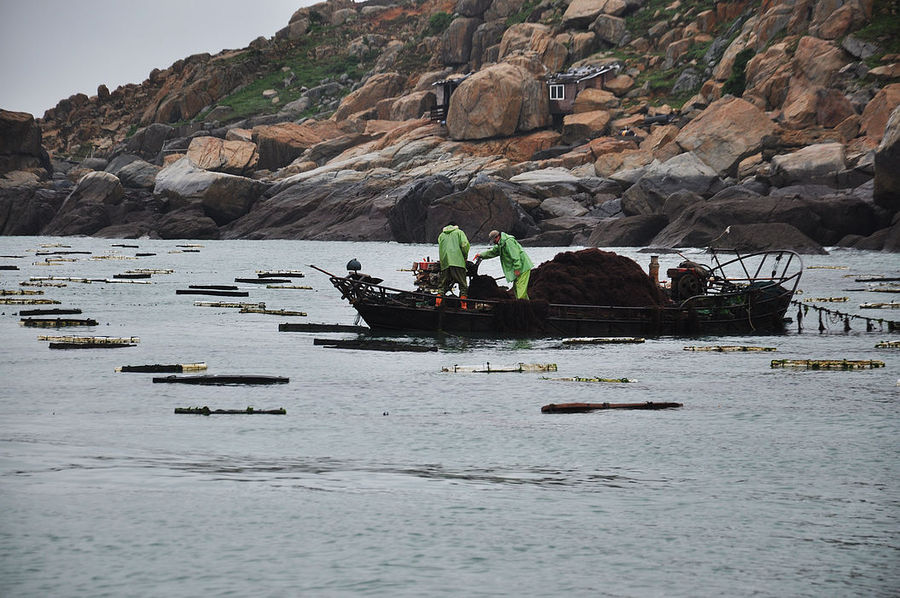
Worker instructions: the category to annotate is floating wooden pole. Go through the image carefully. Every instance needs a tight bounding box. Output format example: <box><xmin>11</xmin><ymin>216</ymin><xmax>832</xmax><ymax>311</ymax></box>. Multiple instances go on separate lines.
<box><xmin>117</xmin><ymin>363</ymin><xmax>207</xmax><ymax>373</ymax></box>
<box><xmin>189</xmin><ymin>284</ymin><xmax>239</xmax><ymax>290</ymax></box>
<box><xmin>771</xmin><ymin>359</ymin><xmax>885</xmax><ymax>370</ymax></box>
<box><xmin>135</xmin><ymin>253</ymin><xmax>157</xmax><ymax>257</ymax></box>
<box><xmin>240</xmin><ymin>307</ymin><xmax>307</xmax><ymax>316</ymax></box>
<box><xmin>314</xmin><ymin>338</ymin><xmax>437</xmax><ymax>352</ymax></box>
<box><xmin>127</xmin><ymin>268</ymin><xmax>172</xmax><ymax>274</ymax></box>
<box><xmin>176</xmin><ymin>289</ymin><xmax>249</xmax><ymax>297</ymax></box>
<box><xmin>39</xmin><ymin>335</ymin><xmax>139</xmax><ymax>345</ymax></box>
<box><xmin>175</xmin><ymin>406</ymin><xmax>286</xmax><ymax>415</ymax></box>
<box><xmin>541</xmin><ymin>402</ymin><xmax>682</xmax><ymax>413</ymax></box>
<box><xmin>153</xmin><ymin>375</ymin><xmax>289</xmax><ymax>385</ymax></box>
<box><xmin>113</xmin><ymin>272</ymin><xmax>151</xmax><ymax>279</ymax></box>
<box><xmin>19</xmin><ymin>308</ymin><xmax>82</xmax><ymax>316</ymax></box>
<box><xmin>875</xmin><ymin>341</ymin><xmax>900</xmax><ymax>349</ymax></box>
<box><xmin>442</xmin><ymin>363</ymin><xmax>558</xmax><ymax>373</ymax></box>
<box><xmin>1</xmin><ymin>289</ymin><xmax>43</xmax><ymax>296</ymax></box>
<box><xmin>561</xmin><ymin>337</ymin><xmax>645</xmax><ymax>344</ymax></box>
<box><xmin>194</xmin><ymin>301</ymin><xmax>266</xmax><ymax>309</ymax></box>
<box><xmin>0</xmin><ymin>265</ymin><xmax>20</xmax><ymax>270</ymax></box>
<box><xmin>50</xmin><ymin>342</ymin><xmax>135</xmax><ymax>349</ymax></box>
<box><xmin>279</xmin><ymin>322</ymin><xmax>369</xmax><ymax>333</ymax></box>
<box><xmin>856</xmin><ymin>276</ymin><xmax>900</xmax><ymax>282</ymax></box>
<box><xmin>266</xmin><ymin>284</ymin><xmax>313</xmax><ymax>290</ymax></box>
<box><xmin>19</xmin><ymin>281</ymin><xmax>67</xmax><ymax>287</ymax></box>
<box><xmin>869</xmin><ymin>286</ymin><xmax>900</xmax><ymax>293</ymax></box>
<box><xmin>21</xmin><ymin>318</ymin><xmax>99</xmax><ymax>328</ymax></box>
<box><xmin>807</xmin><ymin>265</ymin><xmax>848</xmax><ymax>270</ymax></box>
<box><xmin>684</xmin><ymin>345</ymin><xmax>777</xmax><ymax>352</ymax></box>
<box><xmin>541</xmin><ymin>376</ymin><xmax>636</xmax><ymax>383</ymax></box>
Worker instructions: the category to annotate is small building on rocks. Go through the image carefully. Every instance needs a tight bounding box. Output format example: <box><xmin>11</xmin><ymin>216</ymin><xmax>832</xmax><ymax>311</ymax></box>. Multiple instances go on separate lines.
<box><xmin>546</xmin><ymin>64</ymin><xmax>621</xmax><ymax>116</ymax></box>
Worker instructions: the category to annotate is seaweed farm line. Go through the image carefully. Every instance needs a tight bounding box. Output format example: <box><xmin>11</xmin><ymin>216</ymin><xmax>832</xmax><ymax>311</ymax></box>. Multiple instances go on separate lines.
<box><xmin>0</xmin><ymin>237</ymin><xmax>898</xmax><ymax>598</ymax></box>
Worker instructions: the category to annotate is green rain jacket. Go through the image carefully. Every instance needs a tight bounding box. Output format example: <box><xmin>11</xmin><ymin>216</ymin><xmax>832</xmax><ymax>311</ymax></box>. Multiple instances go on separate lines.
<box><xmin>480</xmin><ymin>232</ymin><xmax>533</xmax><ymax>282</ymax></box>
<box><xmin>438</xmin><ymin>225</ymin><xmax>470</xmax><ymax>269</ymax></box>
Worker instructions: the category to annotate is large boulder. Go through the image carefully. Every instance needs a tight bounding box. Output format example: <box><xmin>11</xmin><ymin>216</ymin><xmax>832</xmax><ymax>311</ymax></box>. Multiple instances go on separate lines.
<box><xmin>562</xmin><ymin>110</ymin><xmax>611</xmax><ymax>144</ymax></box>
<box><xmin>153</xmin><ymin>157</ymin><xmax>268</xmax><ymax>225</ymax></box>
<box><xmin>425</xmin><ymin>177</ymin><xmax>538</xmax><ymax>241</ymax></box>
<box><xmin>332</xmin><ymin>72</ymin><xmax>405</xmax><ymax>121</ymax></box>
<box><xmin>622</xmin><ymin>152</ymin><xmax>722</xmax><ymax>216</ymax></box>
<box><xmin>860</xmin><ymin>83</ymin><xmax>900</xmax><ymax>144</ymax></box>
<box><xmin>591</xmin><ymin>14</ymin><xmax>626</xmax><ymax>45</ymax></box>
<box><xmin>770</xmin><ymin>143</ymin><xmax>846</xmax><ymax>188</ymax></box>
<box><xmin>0</xmin><ymin>186</ymin><xmax>66</xmax><ymax>235</ymax></box>
<box><xmin>0</xmin><ymin>109</ymin><xmax>50</xmax><ymax>176</ymax></box>
<box><xmin>440</xmin><ymin>17</ymin><xmax>482</xmax><ymax>66</ymax></box>
<box><xmin>874</xmin><ymin>105</ymin><xmax>900</xmax><ymax>212</ymax></box>
<box><xmin>123</xmin><ymin>123</ymin><xmax>176</xmax><ymax>162</ymax></box>
<box><xmin>563</xmin><ymin>0</ymin><xmax>627</xmax><ymax>27</ymax></box>
<box><xmin>252</xmin><ymin>120</ymin><xmax>349</xmax><ymax>170</ymax></box>
<box><xmin>116</xmin><ymin>159</ymin><xmax>161</xmax><ymax>189</ymax></box>
<box><xmin>387</xmin><ymin>175</ymin><xmax>456</xmax><ymax>242</ymax></box>
<box><xmin>675</xmin><ymin>97</ymin><xmax>776</xmax><ymax>176</ymax></box>
<box><xmin>43</xmin><ymin>171</ymin><xmax>124</xmax><ymax>235</ymax></box>
<box><xmin>587</xmin><ymin>214</ymin><xmax>669</xmax><ymax>246</ymax></box>
<box><xmin>498</xmin><ymin>23</ymin><xmax>567</xmax><ymax>72</ymax></box>
<box><xmin>446</xmin><ymin>62</ymin><xmax>549</xmax><ymax>140</ymax></box>
<box><xmin>186</xmin><ymin>136</ymin><xmax>259</xmax><ymax>175</ymax></box>
<box><xmin>708</xmin><ymin>223</ymin><xmax>827</xmax><ymax>254</ymax></box>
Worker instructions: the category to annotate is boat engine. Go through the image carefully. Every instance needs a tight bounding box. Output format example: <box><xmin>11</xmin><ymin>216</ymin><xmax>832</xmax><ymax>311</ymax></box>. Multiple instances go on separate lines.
<box><xmin>667</xmin><ymin>260</ymin><xmax>711</xmax><ymax>301</ymax></box>
<box><xmin>412</xmin><ymin>258</ymin><xmax>441</xmax><ymax>292</ymax></box>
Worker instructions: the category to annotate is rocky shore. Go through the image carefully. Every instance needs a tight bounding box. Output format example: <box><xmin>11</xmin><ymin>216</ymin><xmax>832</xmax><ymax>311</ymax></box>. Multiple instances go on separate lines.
<box><xmin>1</xmin><ymin>0</ymin><xmax>898</xmax><ymax>253</ymax></box>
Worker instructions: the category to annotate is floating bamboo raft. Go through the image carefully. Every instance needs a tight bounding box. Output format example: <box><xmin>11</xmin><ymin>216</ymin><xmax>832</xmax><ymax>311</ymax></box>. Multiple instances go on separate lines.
<box><xmin>153</xmin><ymin>375</ymin><xmax>289</xmax><ymax>385</ymax></box>
<box><xmin>442</xmin><ymin>363</ymin><xmax>558</xmax><ymax>373</ymax></box>
<box><xmin>19</xmin><ymin>281</ymin><xmax>67</xmax><ymax>287</ymax></box>
<box><xmin>1</xmin><ymin>289</ymin><xmax>43</xmax><ymax>295</ymax></box>
<box><xmin>240</xmin><ymin>307</ymin><xmax>307</xmax><ymax>316</ymax></box>
<box><xmin>174</xmin><ymin>406</ymin><xmax>286</xmax><ymax>415</ymax></box>
<box><xmin>0</xmin><ymin>298</ymin><xmax>59</xmax><ymax>305</ymax></box>
<box><xmin>314</xmin><ymin>338</ymin><xmax>437</xmax><ymax>352</ymax></box>
<box><xmin>267</xmin><ymin>284</ymin><xmax>313</xmax><ymax>289</ymax></box>
<box><xmin>803</xmin><ymin>297</ymin><xmax>849</xmax><ymax>303</ymax></box>
<box><xmin>541</xmin><ymin>376</ymin><xmax>636</xmax><ymax>383</ymax></box>
<box><xmin>113</xmin><ymin>272</ymin><xmax>151</xmax><ymax>279</ymax></box>
<box><xmin>21</xmin><ymin>318</ymin><xmax>99</xmax><ymax>328</ymax></box>
<box><xmin>807</xmin><ymin>265</ymin><xmax>848</xmax><ymax>270</ymax></box>
<box><xmin>869</xmin><ymin>286</ymin><xmax>900</xmax><ymax>293</ymax></box>
<box><xmin>561</xmin><ymin>337</ymin><xmax>645</xmax><ymax>344</ymax></box>
<box><xmin>541</xmin><ymin>402</ymin><xmax>682</xmax><ymax>413</ymax></box>
<box><xmin>126</xmin><ymin>268</ymin><xmax>172</xmax><ymax>274</ymax></box>
<box><xmin>684</xmin><ymin>345</ymin><xmax>777</xmax><ymax>352</ymax></box>
<box><xmin>875</xmin><ymin>341</ymin><xmax>899</xmax><ymax>348</ymax></box>
<box><xmin>39</xmin><ymin>335</ymin><xmax>140</xmax><ymax>345</ymax></box>
<box><xmin>770</xmin><ymin>359</ymin><xmax>885</xmax><ymax>370</ymax></box>
<box><xmin>860</xmin><ymin>302</ymin><xmax>900</xmax><ymax>309</ymax></box>
<box><xmin>856</xmin><ymin>276</ymin><xmax>900</xmax><ymax>282</ymax></box>
<box><xmin>116</xmin><ymin>363</ymin><xmax>207</xmax><ymax>373</ymax></box>
<box><xmin>194</xmin><ymin>301</ymin><xmax>266</xmax><ymax>309</ymax></box>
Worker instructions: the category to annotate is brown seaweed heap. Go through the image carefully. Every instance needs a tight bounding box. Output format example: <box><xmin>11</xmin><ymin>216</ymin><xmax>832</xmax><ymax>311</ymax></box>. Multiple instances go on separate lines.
<box><xmin>528</xmin><ymin>248</ymin><xmax>667</xmax><ymax>307</ymax></box>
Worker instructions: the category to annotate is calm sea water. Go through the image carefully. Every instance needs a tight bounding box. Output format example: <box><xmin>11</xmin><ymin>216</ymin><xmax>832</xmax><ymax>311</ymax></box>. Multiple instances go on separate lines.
<box><xmin>0</xmin><ymin>237</ymin><xmax>897</xmax><ymax>597</ymax></box>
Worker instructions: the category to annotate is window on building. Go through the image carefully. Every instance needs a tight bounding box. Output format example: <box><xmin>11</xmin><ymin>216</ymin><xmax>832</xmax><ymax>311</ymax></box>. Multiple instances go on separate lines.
<box><xmin>549</xmin><ymin>84</ymin><xmax>565</xmax><ymax>101</ymax></box>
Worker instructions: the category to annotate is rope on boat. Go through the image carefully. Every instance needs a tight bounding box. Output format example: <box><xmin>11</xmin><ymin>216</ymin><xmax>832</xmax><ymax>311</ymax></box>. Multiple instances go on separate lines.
<box><xmin>791</xmin><ymin>299</ymin><xmax>899</xmax><ymax>333</ymax></box>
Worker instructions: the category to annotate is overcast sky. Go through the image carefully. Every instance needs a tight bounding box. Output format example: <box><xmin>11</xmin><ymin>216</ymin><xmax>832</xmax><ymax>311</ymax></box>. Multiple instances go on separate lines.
<box><xmin>0</xmin><ymin>0</ymin><xmax>317</xmax><ymax>118</ymax></box>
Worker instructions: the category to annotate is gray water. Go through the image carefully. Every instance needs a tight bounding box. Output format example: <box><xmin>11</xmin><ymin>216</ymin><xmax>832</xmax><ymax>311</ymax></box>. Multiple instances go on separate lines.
<box><xmin>0</xmin><ymin>237</ymin><xmax>897</xmax><ymax>597</ymax></box>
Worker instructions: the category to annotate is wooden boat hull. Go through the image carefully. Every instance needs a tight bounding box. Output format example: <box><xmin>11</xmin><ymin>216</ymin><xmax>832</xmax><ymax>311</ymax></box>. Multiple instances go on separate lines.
<box><xmin>316</xmin><ymin>250</ymin><xmax>802</xmax><ymax>338</ymax></box>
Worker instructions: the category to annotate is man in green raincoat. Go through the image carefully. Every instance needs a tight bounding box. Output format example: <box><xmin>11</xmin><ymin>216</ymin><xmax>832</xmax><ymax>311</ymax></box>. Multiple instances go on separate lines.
<box><xmin>474</xmin><ymin>230</ymin><xmax>533</xmax><ymax>300</ymax></box>
<box><xmin>437</xmin><ymin>223</ymin><xmax>470</xmax><ymax>307</ymax></box>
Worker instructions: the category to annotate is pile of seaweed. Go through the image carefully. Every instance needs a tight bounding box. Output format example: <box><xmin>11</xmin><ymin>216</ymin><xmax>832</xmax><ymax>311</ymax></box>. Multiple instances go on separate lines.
<box><xmin>528</xmin><ymin>248</ymin><xmax>668</xmax><ymax>307</ymax></box>
<box><xmin>468</xmin><ymin>274</ymin><xmax>514</xmax><ymax>300</ymax></box>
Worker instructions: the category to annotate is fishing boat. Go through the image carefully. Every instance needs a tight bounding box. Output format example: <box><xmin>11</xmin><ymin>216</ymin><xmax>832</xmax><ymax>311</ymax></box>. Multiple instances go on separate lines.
<box><xmin>312</xmin><ymin>250</ymin><xmax>802</xmax><ymax>337</ymax></box>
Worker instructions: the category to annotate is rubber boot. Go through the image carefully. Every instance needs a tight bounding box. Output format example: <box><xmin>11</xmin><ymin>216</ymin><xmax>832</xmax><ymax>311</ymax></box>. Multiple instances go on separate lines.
<box><xmin>435</xmin><ymin>294</ymin><xmax>442</xmax><ymax>307</ymax></box>
<box><xmin>460</xmin><ymin>295</ymin><xmax>468</xmax><ymax>310</ymax></box>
